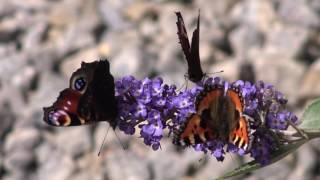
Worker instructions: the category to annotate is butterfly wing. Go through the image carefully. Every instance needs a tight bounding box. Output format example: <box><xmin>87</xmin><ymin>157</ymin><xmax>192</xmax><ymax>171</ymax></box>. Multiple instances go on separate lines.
<box><xmin>173</xmin><ymin>114</ymin><xmax>214</xmax><ymax>146</ymax></box>
<box><xmin>43</xmin><ymin>89</ymin><xmax>86</xmax><ymax>126</ymax></box>
<box><xmin>175</xmin><ymin>12</ymin><xmax>191</xmax><ymax>63</ymax></box>
<box><xmin>43</xmin><ymin>60</ymin><xmax>118</xmax><ymax>129</ymax></box>
<box><xmin>78</xmin><ymin>61</ymin><xmax>118</xmax><ymax>129</ymax></box>
<box><xmin>176</xmin><ymin>11</ymin><xmax>204</xmax><ymax>83</ymax></box>
<box><xmin>229</xmin><ymin>116</ymin><xmax>252</xmax><ymax>151</ymax></box>
<box><xmin>188</xmin><ymin>12</ymin><xmax>204</xmax><ymax>82</ymax></box>
<box><xmin>227</xmin><ymin>89</ymin><xmax>253</xmax><ymax>151</ymax></box>
<box><xmin>174</xmin><ymin>88</ymin><xmax>223</xmax><ymax>146</ymax></box>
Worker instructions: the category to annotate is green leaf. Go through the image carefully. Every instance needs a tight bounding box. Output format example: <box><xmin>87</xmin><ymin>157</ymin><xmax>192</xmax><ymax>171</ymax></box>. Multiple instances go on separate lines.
<box><xmin>216</xmin><ymin>139</ymin><xmax>307</xmax><ymax>180</ymax></box>
<box><xmin>300</xmin><ymin>98</ymin><xmax>320</xmax><ymax>129</ymax></box>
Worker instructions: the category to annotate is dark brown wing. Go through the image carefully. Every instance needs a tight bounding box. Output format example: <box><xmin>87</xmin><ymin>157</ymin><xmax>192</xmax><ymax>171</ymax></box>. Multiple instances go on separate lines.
<box><xmin>175</xmin><ymin>12</ymin><xmax>191</xmax><ymax>62</ymax></box>
<box><xmin>43</xmin><ymin>60</ymin><xmax>118</xmax><ymax>129</ymax></box>
<box><xmin>88</xmin><ymin>60</ymin><xmax>118</xmax><ymax>128</ymax></box>
<box><xmin>43</xmin><ymin>89</ymin><xmax>85</xmax><ymax>126</ymax></box>
<box><xmin>175</xmin><ymin>11</ymin><xmax>204</xmax><ymax>83</ymax></box>
<box><xmin>188</xmin><ymin>12</ymin><xmax>204</xmax><ymax>82</ymax></box>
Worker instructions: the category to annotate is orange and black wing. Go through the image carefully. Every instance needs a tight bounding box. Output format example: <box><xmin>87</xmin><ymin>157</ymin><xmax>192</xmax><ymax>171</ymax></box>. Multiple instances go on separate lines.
<box><xmin>173</xmin><ymin>113</ymin><xmax>215</xmax><ymax>146</ymax></box>
<box><xmin>173</xmin><ymin>88</ymin><xmax>223</xmax><ymax>146</ymax></box>
<box><xmin>229</xmin><ymin>116</ymin><xmax>252</xmax><ymax>151</ymax></box>
<box><xmin>227</xmin><ymin>89</ymin><xmax>253</xmax><ymax>151</ymax></box>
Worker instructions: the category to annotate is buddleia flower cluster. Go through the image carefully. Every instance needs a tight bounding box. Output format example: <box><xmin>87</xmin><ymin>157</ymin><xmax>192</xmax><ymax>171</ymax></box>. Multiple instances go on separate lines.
<box><xmin>115</xmin><ymin>76</ymin><xmax>299</xmax><ymax>165</ymax></box>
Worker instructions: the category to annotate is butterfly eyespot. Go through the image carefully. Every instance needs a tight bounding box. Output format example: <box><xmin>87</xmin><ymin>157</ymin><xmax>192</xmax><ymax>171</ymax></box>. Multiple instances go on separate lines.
<box><xmin>74</xmin><ymin>77</ymin><xmax>87</xmax><ymax>92</ymax></box>
<box><xmin>46</xmin><ymin>109</ymin><xmax>71</xmax><ymax>126</ymax></box>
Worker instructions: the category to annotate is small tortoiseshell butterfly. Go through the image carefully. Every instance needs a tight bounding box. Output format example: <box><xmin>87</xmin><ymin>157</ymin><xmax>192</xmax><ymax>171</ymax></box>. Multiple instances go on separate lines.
<box><xmin>43</xmin><ymin>60</ymin><xmax>118</xmax><ymax>129</ymax></box>
<box><xmin>174</xmin><ymin>83</ymin><xmax>253</xmax><ymax>151</ymax></box>
<box><xmin>176</xmin><ymin>11</ymin><xmax>205</xmax><ymax>83</ymax></box>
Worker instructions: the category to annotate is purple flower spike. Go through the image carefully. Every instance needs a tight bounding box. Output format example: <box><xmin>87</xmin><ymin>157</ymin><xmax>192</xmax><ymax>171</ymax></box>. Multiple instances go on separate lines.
<box><xmin>114</xmin><ymin>75</ymin><xmax>298</xmax><ymax>165</ymax></box>
<box><xmin>115</xmin><ymin>76</ymin><xmax>194</xmax><ymax>150</ymax></box>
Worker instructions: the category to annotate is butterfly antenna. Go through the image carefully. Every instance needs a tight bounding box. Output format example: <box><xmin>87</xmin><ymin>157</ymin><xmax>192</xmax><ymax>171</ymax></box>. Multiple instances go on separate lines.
<box><xmin>98</xmin><ymin>125</ymin><xmax>111</xmax><ymax>156</ymax></box>
<box><xmin>206</xmin><ymin>70</ymin><xmax>224</xmax><ymax>75</ymax></box>
<box><xmin>113</xmin><ymin>130</ymin><xmax>127</xmax><ymax>150</ymax></box>
<box><xmin>185</xmin><ymin>77</ymin><xmax>189</xmax><ymax>89</ymax></box>
<box><xmin>177</xmin><ymin>79</ymin><xmax>187</xmax><ymax>91</ymax></box>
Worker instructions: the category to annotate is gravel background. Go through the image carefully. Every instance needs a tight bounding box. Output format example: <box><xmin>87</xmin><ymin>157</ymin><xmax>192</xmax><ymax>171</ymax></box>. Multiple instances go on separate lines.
<box><xmin>0</xmin><ymin>0</ymin><xmax>320</xmax><ymax>179</ymax></box>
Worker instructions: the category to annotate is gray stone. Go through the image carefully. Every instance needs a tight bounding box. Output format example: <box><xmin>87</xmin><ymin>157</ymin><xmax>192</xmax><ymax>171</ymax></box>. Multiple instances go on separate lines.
<box><xmin>0</xmin><ymin>85</ymin><xmax>25</xmax><ymax>120</ymax></box>
<box><xmin>22</xmin><ymin>21</ymin><xmax>48</xmax><ymax>50</ymax></box>
<box><xmin>103</xmin><ymin>150</ymin><xmax>150</xmax><ymax>180</ymax></box>
<box><xmin>264</xmin><ymin>24</ymin><xmax>310</xmax><ymax>58</ymax></box>
<box><xmin>4</xmin><ymin>127</ymin><xmax>41</xmax><ymax>152</ymax></box>
<box><xmin>0</xmin><ymin>43</ymin><xmax>16</xmax><ymax>58</ymax></box>
<box><xmin>3</xmin><ymin>149</ymin><xmax>35</xmax><ymax>171</ymax></box>
<box><xmin>98</xmin><ymin>0</ymin><xmax>131</xmax><ymax>30</ymax></box>
<box><xmin>230</xmin><ymin>0</ymin><xmax>276</xmax><ymax>32</ymax></box>
<box><xmin>195</xmin><ymin>0</ymin><xmax>240</xmax><ymax>17</ymax></box>
<box><xmin>309</xmin><ymin>0</ymin><xmax>320</xmax><ymax>12</ymax></box>
<box><xmin>69</xmin><ymin>172</ymin><xmax>104</xmax><ymax>180</ymax></box>
<box><xmin>194</xmin><ymin>154</ymin><xmax>241</xmax><ymax>179</ymax></box>
<box><xmin>55</xmin><ymin>127</ymin><xmax>92</xmax><ymax>157</ymax></box>
<box><xmin>6</xmin><ymin>0</ymin><xmax>51</xmax><ymax>12</ymax></box>
<box><xmin>299</xmin><ymin>58</ymin><xmax>320</xmax><ymax>100</ymax></box>
<box><xmin>2</xmin><ymin>172</ymin><xmax>26</xmax><ymax>180</ymax></box>
<box><xmin>26</xmin><ymin>44</ymin><xmax>60</xmax><ymax>73</ymax></box>
<box><xmin>253</xmin><ymin>155</ymin><xmax>292</xmax><ymax>179</ymax></box>
<box><xmin>0</xmin><ymin>54</ymin><xmax>28</xmax><ymax>84</ymax></box>
<box><xmin>288</xmin><ymin>144</ymin><xmax>316</xmax><ymax>180</ymax></box>
<box><xmin>54</xmin><ymin>24</ymin><xmax>95</xmax><ymax>58</ymax></box>
<box><xmin>254</xmin><ymin>54</ymin><xmax>305</xmax><ymax>104</ymax></box>
<box><xmin>229</xmin><ymin>25</ymin><xmax>264</xmax><ymax>57</ymax></box>
<box><xmin>147</xmin><ymin>139</ymin><xmax>194</xmax><ymax>180</ymax></box>
<box><xmin>20</xmin><ymin>72</ymin><xmax>67</xmax><ymax>128</ymax></box>
<box><xmin>124</xmin><ymin>2</ymin><xmax>159</xmax><ymax>22</ymax></box>
<box><xmin>0</xmin><ymin>102</ymin><xmax>15</xmax><ymax>140</ymax></box>
<box><xmin>36</xmin><ymin>142</ymin><xmax>75</xmax><ymax>180</ymax></box>
<box><xmin>0</xmin><ymin>1</ymin><xmax>16</xmax><ymax>17</ymax></box>
<box><xmin>209</xmin><ymin>59</ymin><xmax>241</xmax><ymax>82</ymax></box>
<box><xmin>11</xmin><ymin>65</ymin><xmax>37</xmax><ymax>92</ymax></box>
<box><xmin>278</xmin><ymin>0</ymin><xmax>320</xmax><ymax>29</ymax></box>
<box><xmin>112</xmin><ymin>46</ymin><xmax>148</xmax><ymax>79</ymax></box>
<box><xmin>156</xmin><ymin>42</ymin><xmax>185</xmax><ymax>85</ymax></box>
<box><xmin>139</xmin><ymin>19</ymin><xmax>159</xmax><ymax>39</ymax></box>
<box><xmin>70</xmin><ymin>153</ymin><xmax>105</xmax><ymax>180</ymax></box>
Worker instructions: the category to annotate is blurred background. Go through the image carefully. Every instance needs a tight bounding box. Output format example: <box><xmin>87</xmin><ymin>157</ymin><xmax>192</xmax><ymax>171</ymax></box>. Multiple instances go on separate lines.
<box><xmin>0</xmin><ymin>0</ymin><xmax>320</xmax><ymax>179</ymax></box>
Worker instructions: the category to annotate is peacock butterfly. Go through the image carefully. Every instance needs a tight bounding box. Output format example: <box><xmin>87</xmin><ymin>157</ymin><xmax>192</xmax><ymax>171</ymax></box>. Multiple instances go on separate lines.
<box><xmin>43</xmin><ymin>60</ymin><xmax>118</xmax><ymax>129</ymax></box>
<box><xmin>176</xmin><ymin>11</ymin><xmax>205</xmax><ymax>83</ymax></box>
<box><xmin>173</xmin><ymin>83</ymin><xmax>253</xmax><ymax>151</ymax></box>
